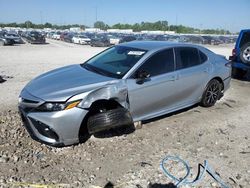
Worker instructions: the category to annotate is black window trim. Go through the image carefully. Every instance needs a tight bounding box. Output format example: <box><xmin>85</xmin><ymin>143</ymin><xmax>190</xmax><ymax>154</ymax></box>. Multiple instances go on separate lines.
<box><xmin>198</xmin><ymin>49</ymin><xmax>208</xmax><ymax>64</ymax></box>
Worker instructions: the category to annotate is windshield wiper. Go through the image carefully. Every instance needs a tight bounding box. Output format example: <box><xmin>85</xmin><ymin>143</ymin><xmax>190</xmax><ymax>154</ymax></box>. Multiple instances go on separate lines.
<box><xmin>83</xmin><ymin>64</ymin><xmax>108</xmax><ymax>77</ymax></box>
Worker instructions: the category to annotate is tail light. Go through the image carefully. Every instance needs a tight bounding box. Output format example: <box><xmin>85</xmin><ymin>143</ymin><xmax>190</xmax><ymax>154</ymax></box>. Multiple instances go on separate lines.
<box><xmin>225</xmin><ymin>62</ymin><xmax>232</xmax><ymax>68</ymax></box>
<box><xmin>229</xmin><ymin>48</ymin><xmax>236</xmax><ymax>61</ymax></box>
<box><xmin>232</xmin><ymin>48</ymin><xmax>236</xmax><ymax>56</ymax></box>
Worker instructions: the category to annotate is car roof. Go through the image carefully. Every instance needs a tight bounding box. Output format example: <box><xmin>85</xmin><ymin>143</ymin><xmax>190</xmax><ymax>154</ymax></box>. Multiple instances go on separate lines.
<box><xmin>118</xmin><ymin>41</ymin><xmax>201</xmax><ymax>51</ymax></box>
<box><xmin>240</xmin><ymin>29</ymin><xmax>250</xmax><ymax>33</ymax></box>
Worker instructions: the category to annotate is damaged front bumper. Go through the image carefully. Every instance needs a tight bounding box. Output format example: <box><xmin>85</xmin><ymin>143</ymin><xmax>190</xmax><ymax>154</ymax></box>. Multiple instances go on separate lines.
<box><xmin>18</xmin><ymin>89</ymin><xmax>89</xmax><ymax>146</ymax></box>
<box><xmin>19</xmin><ymin>106</ymin><xmax>88</xmax><ymax>146</ymax></box>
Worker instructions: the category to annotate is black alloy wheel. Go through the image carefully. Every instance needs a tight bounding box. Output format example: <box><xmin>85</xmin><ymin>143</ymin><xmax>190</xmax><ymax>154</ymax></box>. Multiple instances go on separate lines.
<box><xmin>201</xmin><ymin>79</ymin><xmax>222</xmax><ymax>107</ymax></box>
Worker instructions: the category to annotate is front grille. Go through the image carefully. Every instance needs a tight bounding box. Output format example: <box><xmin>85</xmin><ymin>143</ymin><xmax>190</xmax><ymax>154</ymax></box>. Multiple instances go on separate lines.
<box><xmin>22</xmin><ymin>98</ymin><xmax>39</xmax><ymax>104</ymax></box>
<box><xmin>19</xmin><ymin>97</ymin><xmax>43</xmax><ymax>113</ymax></box>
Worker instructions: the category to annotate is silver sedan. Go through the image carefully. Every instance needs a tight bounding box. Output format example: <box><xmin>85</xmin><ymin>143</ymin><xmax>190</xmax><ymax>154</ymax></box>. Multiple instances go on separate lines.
<box><xmin>18</xmin><ymin>41</ymin><xmax>231</xmax><ymax>146</ymax></box>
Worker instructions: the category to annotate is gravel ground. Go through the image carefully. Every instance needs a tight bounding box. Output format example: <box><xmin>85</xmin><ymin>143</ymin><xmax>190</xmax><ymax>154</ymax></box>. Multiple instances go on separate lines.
<box><xmin>0</xmin><ymin>39</ymin><xmax>249</xmax><ymax>188</ymax></box>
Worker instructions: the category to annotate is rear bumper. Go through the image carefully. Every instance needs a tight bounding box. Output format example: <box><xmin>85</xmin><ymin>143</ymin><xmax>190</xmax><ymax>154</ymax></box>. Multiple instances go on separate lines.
<box><xmin>231</xmin><ymin>61</ymin><xmax>250</xmax><ymax>71</ymax></box>
<box><xmin>223</xmin><ymin>76</ymin><xmax>231</xmax><ymax>92</ymax></box>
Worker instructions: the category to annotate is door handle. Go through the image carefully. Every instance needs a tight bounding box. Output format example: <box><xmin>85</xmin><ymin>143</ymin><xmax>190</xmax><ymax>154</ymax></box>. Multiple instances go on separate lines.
<box><xmin>204</xmin><ymin>68</ymin><xmax>209</xmax><ymax>73</ymax></box>
<box><xmin>169</xmin><ymin>75</ymin><xmax>176</xmax><ymax>81</ymax></box>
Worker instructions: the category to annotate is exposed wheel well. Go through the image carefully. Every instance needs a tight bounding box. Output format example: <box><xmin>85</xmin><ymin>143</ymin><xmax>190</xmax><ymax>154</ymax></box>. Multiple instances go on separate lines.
<box><xmin>78</xmin><ymin>99</ymin><xmax>123</xmax><ymax>141</ymax></box>
<box><xmin>212</xmin><ymin>77</ymin><xmax>224</xmax><ymax>91</ymax></box>
<box><xmin>88</xmin><ymin>99</ymin><xmax>122</xmax><ymax>113</ymax></box>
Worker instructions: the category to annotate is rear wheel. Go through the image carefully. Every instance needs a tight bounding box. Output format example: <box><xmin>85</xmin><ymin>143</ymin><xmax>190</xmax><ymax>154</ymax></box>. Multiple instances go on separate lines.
<box><xmin>240</xmin><ymin>42</ymin><xmax>250</xmax><ymax>64</ymax></box>
<box><xmin>200</xmin><ymin>79</ymin><xmax>222</xmax><ymax>107</ymax></box>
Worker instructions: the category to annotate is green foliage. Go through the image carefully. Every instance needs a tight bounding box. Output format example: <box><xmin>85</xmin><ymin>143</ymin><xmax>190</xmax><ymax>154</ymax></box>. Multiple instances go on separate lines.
<box><xmin>94</xmin><ymin>21</ymin><xmax>110</xmax><ymax>30</ymax></box>
<box><xmin>0</xmin><ymin>21</ymin><xmax>85</xmax><ymax>30</ymax></box>
<box><xmin>0</xmin><ymin>20</ymin><xmax>231</xmax><ymax>34</ymax></box>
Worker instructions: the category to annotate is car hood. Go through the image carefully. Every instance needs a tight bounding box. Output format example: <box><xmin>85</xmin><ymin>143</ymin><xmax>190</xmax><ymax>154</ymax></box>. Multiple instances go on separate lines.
<box><xmin>24</xmin><ymin>64</ymin><xmax>116</xmax><ymax>102</ymax></box>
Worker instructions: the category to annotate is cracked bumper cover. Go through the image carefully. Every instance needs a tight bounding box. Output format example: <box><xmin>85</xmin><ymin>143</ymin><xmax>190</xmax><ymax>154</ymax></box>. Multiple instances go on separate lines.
<box><xmin>19</xmin><ymin>106</ymin><xmax>88</xmax><ymax>146</ymax></box>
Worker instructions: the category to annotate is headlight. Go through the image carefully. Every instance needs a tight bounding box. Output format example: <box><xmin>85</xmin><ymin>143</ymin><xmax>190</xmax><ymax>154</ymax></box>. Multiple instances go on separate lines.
<box><xmin>37</xmin><ymin>100</ymin><xmax>81</xmax><ymax>112</ymax></box>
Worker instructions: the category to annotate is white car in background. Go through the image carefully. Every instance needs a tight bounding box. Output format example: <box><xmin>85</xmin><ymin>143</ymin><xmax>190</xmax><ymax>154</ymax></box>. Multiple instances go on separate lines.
<box><xmin>72</xmin><ymin>35</ymin><xmax>91</xmax><ymax>45</ymax></box>
<box><xmin>52</xmin><ymin>32</ymin><xmax>61</xmax><ymax>40</ymax></box>
<box><xmin>108</xmin><ymin>35</ymin><xmax>120</xmax><ymax>45</ymax></box>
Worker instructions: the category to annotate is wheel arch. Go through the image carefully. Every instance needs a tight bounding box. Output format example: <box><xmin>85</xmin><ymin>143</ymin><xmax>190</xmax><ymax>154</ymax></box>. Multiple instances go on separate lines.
<box><xmin>78</xmin><ymin>98</ymin><xmax>125</xmax><ymax>141</ymax></box>
<box><xmin>211</xmin><ymin>76</ymin><xmax>224</xmax><ymax>91</ymax></box>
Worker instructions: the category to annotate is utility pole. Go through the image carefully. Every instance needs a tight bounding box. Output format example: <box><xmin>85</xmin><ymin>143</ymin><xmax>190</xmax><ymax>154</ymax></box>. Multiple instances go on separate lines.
<box><xmin>95</xmin><ymin>6</ymin><xmax>98</xmax><ymax>22</ymax></box>
<box><xmin>40</xmin><ymin>11</ymin><xmax>43</xmax><ymax>25</ymax></box>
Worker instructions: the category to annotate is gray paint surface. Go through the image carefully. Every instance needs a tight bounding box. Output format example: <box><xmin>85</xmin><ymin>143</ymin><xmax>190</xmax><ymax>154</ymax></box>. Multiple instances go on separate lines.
<box><xmin>19</xmin><ymin>41</ymin><xmax>231</xmax><ymax>146</ymax></box>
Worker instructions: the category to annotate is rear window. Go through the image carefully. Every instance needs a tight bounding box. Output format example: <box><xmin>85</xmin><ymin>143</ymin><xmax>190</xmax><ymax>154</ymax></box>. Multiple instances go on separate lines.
<box><xmin>175</xmin><ymin>47</ymin><xmax>201</xmax><ymax>70</ymax></box>
<box><xmin>199</xmin><ymin>50</ymin><xmax>208</xmax><ymax>63</ymax></box>
<box><xmin>239</xmin><ymin>32</ymin><xmax>250</xmax><ymax>48</ymax></box>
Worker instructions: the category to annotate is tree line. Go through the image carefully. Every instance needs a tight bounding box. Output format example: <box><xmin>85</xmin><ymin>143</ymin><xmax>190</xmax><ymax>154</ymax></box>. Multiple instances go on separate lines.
<box><xmin>0</xmin><ymin>20</ymin><xmax>231</xmax><ymax>35</ymax></box>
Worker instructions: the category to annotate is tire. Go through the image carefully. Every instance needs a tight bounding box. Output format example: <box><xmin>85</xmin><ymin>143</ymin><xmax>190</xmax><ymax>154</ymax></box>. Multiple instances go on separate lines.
<box><xmin>87</xmin><ymin>108</ymin><xmax>133</xmax><ymax>134</ymax></box>
<box><xmin>240</xmin><ymin>42</ymin><xmax>250</xmax><ymax>64</ymax></box>
<box><xmin>200</xmin><ymin>79</ymin><xmax>222</xmax><ymax>107</ymax></box>
<box><xmin>232</xmin><ymin>67</ymin><xmax>247</xmax><ymax>79</ymax></box>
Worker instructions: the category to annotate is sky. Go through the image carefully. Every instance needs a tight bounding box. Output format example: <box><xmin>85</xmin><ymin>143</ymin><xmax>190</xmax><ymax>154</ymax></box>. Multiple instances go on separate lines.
<box><xmin>0</xmin><ymin>0</ymin><xmax>249</xmax><ymax>32</ymax></box>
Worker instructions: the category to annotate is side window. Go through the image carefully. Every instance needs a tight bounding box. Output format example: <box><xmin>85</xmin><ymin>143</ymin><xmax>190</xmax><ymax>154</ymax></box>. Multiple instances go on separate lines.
<box><xmin>175</xmin><ymin>47</ymin><xmax>201</xmax><ymax>70</ymax></box>
<box><xmin>137</xmin><ymin>49</ymin><xmax>174</xmax><ymax>77</ymax></box>
<box><xmin>239</xmin><ymin>32</ymin><xmax>250</xmax><ymax>48</ymax></box>
<box><xmin>199</xmin><ymin>50</ymin><xmax>208</xmax><ymax>63</ymax></box>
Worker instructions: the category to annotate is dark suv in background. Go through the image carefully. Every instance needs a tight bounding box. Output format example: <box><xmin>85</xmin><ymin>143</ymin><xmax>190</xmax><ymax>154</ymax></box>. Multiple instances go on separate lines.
<box><xmin>230</xmin><ymin>29</ymin><xmax>250</xmax><ymax>78</ymax></box>
<box><xmin>23</xmin><ymin>31</ymin><xmax>46</xmax><ymax>44</ymax></box>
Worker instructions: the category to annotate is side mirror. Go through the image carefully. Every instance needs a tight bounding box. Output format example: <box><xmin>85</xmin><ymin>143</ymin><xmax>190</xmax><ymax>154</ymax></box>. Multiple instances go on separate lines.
<box><xmin>136</xmin><ymin>70</ymin><xmax>150</xmax><ymax>84</ymax></box>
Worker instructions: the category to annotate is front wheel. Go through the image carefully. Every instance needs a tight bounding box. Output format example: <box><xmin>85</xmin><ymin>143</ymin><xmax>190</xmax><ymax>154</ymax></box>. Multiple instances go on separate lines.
<box><xmin>200</xmin><ymin>79</ymin><xmax>222</xmax><ymax>107</ymax></box>
<box><xmin>87</xmin><ymin>108</ymin><xmax>133</xmax><ymax>134</ymax></box>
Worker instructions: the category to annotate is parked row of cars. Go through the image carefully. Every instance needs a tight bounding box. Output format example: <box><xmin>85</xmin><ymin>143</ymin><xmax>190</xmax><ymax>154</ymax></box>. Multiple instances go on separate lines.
<box><xmin>0</xmin><ymin>31</ymin><xmax>24</xmax><ymax>46</ymax></box>
<box><xmin>47</xmin><ymin>31</ymin><xmax>236</xmax><ymax>47</ymax></box>
<box><xmin>21</xmin><ymin>31</ymin><xmax>46</xmax><ymax>44</ymax></box>
<box><xmin>1</xmin><ymin>27</ymin><xmax>237</xmax><ymax>47</ymax></box>
<box><xmin>0</xmin><ymin>30</ymin><xmax>47</xmax><ymax>45</ymax></box>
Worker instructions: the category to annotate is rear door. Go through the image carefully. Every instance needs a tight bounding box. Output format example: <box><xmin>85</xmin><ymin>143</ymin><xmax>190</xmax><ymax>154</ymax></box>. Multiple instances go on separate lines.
<box><xmin>173</xmin><ymin>47</ymin><xmax>210</xmax><ymax>105</ymax></box>
<box><xmin>126</xmin><ymin>48</ymin><xmax>179</xmax><ymax>120</ymax></box>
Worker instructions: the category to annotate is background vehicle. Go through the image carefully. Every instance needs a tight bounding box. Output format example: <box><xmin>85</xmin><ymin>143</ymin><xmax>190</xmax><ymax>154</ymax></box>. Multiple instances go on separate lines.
<box><xmin>185</xmin><ymin>35</ymin><xmax>206</xmax><ymax>44</ymax></box>
<box><xmin>18</xmin><ymin>41</ymin><xmax>231</xmax><ymax>146</ymax></box>
<box><xmin>52</xmin><ymin>31</ymin><xmax>61</xmax><ymax>40</ymax></box>
<box><xmin>63</xmin><ymin>33</ymin><xmax>75</xmax><ymax>43</ymax></box>
<box><xmin>24</xmin><ymin>31</ymin><xmax>46</xmax><ymax>44</ymax></box>
<box><xmin>202</xmin><ymin>36</ymin><xmax>222</xmax><ymax>45</ymax></box>
<box><xmin>230</xmin><ymin>29</ymin><xmax>250</xmax><ymax>78</ymax></box>
<box><xmin>72</xmin><ymin>34</ymin><xmax>91</xmax><ymax>44</ymax></box>
<box><xmin>90</xmin><ymin>34</ymin><xmax>110</xmax><ymax>47</ymax></box>
<box><xmin>4</xmin><ymin>33</ymin><xmax>24</xmax><ymax>44</ymax></box>
<box><xmin>107</xmin><ymin>34</ymin><xmax>121</xmax><ymax>45</ymax></box>
<box><xmin>60</xmin><ymin>32</ymin><xmax>68</xmax><ymax>41</ymax></box>
<box><xmin>0</xmin><ymin>32</ymin><xmax>15</xmax><ymax>46</ymax></box>
<box><xmin>119</xmin><ymin>35</ymin><xmax>137</xmax><ymax>43</ymax></box>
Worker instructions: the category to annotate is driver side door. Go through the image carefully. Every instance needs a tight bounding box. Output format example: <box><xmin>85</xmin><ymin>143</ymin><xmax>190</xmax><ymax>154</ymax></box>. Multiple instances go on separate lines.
<box><xmin>126</xmin><ymin>48</ymin><xmax>179</xmax><ymax>121</ymax></box>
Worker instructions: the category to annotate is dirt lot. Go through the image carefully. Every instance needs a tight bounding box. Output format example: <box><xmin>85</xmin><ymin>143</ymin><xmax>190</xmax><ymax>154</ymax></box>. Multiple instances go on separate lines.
<box><xmin>0</xmin><ymin>40</ymin><xmax>249</xmax><ymax>188</ymax></box>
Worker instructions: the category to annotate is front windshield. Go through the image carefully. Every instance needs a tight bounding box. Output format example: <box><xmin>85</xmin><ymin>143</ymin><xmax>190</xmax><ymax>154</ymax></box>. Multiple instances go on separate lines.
<box><xmin>82</xmin><ymin>46</ymin><xmax>147</xmax><ymax>79</ymax></box>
